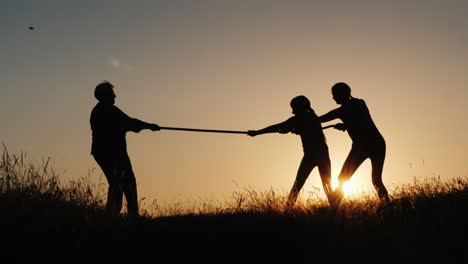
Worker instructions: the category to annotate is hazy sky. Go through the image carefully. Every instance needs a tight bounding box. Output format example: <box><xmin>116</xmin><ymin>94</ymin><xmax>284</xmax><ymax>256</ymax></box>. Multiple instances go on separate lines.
<box><xmin>2</xmin><ymin>0</ymin><xmax>468</xmax><ymax>202</ymax></box>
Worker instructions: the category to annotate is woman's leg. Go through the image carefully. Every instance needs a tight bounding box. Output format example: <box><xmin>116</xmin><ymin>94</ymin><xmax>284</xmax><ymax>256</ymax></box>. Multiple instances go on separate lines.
<box><xmin>370</xmin><ymin>142</ymin><xmax>389</xmax><ymax>202</ymax></box>
<box><xmin>287</xmin><ymin>156</ymin><xmax>316</xmax><ymax>207</ymax></box>
<box><xmin>335</xmin><ymin>146</ymin><xmax>367</xmax><ymax>203</ymax></box>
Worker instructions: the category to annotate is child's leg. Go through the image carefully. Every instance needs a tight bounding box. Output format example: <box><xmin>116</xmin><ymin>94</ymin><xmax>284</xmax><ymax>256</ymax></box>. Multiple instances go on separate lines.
<box><xmin>317</xmin><ymin>155</ymin><xmax>333</xmax><ymax>204</ymax></box>
<box><xmin>287</xmin><ymin>156</ymin><xmax>315</xmax><ymax>207</ymax></box>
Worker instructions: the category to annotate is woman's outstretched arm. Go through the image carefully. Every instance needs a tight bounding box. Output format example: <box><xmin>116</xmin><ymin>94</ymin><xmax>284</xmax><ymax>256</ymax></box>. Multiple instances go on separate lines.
<box><xmin>319</xmin><ymin>108</ymin><xmax>341</xmax><ymax>123</ymax></box>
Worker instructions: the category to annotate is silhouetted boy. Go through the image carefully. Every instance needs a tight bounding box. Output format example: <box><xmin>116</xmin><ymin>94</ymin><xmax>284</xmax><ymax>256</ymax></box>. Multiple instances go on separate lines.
<box><xmin>248</xmin><ymin>96</ymin><xmax>334</xmax><ymax>206</ymax></box>
<box><xmin>320</xmin><ymin>82</ymin><xmax>390</xmax><ymax>204</ymax></box>
<box><xmin>90</xmin><ymin>81</ymin><xmax>160</xmax><ymax>217</ymax></box>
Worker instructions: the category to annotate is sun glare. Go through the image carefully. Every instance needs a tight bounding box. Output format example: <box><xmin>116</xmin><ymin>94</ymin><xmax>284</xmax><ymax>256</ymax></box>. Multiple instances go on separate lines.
<box><xmin>332</xmin><ymin>178</ymin><xmax>355</xmax><ymax>195</ymax></box>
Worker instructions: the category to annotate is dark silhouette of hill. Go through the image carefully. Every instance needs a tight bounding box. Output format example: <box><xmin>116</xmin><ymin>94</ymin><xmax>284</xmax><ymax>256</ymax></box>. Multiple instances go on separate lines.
<box><xmin>1</xmin><ymin>146</ymin><xmax>467</xmax><ymax>263</ymax></box>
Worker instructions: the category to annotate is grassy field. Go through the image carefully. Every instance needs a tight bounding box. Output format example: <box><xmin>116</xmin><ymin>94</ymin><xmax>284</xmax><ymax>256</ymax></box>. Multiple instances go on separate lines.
<box><xmin>1</xmin><ymin>146</ymin><xmax>467</xmax><ymax>263</ymax></box>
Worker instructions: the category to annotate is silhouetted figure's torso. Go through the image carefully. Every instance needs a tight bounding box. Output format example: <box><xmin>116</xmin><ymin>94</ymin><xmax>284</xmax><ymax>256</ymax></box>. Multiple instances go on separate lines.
<box><xmin>90</xmin><ymin>102</ymin><xmax>146</xmax><ymax>156</ymax></box>
<box><xmin>334</xmin><ymin>98</ymin><xmax>384</xmax><ymax>146</ymax></box>
<box><xmin>283</xmin><ymin>111</ymin><xmax>328</xmax><ymax>156</ymax></box>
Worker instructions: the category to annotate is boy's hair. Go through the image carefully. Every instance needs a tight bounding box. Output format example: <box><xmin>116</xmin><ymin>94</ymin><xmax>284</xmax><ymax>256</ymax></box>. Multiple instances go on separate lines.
<box><xmin>290</xmin><ymin>95</ymin><xmax>311</xmax><ymax>110</ymax></box>
<box><xmin>331</xmin><ymin>82</ymin><xmax>352</xmax><ymax>97</ymax></box>
<box><xmin>94</xmin><ymin>81</ymin><xmax>114</xmax><ymax>101</ymax></box>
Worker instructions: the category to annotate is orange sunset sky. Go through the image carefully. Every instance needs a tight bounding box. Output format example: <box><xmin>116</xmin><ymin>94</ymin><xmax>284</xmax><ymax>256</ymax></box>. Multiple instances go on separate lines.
<box><xmin>2</xmin><ymin>0</ymin><xmax>468</xmax><ymax>202</ymax></box>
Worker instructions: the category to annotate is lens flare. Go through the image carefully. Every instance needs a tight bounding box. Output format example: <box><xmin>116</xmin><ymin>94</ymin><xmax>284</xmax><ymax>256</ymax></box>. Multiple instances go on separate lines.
<box><xmin>109</xmin><ymin>56</ymin><xmax>121</xmax><ymax>68</ymax></box>
<box><xmin>332</xmin><ymin>178</ymin><xmax>355</xmax><ymax>195</ymax></box>
<box><xmin>108</xmin><ymin>56</ymin><xmax>134</xmax><ymax>71</ymax></box>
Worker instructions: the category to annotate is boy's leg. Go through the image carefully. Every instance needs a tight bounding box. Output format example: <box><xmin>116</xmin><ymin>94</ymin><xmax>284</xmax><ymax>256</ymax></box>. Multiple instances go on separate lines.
<box><xmin>287</xmin><ymin>156</ymin><xmax>315</xmax><ymax>207</ymax></box>
<box><xmin>317</xmin><ymin>154</ymin><xmax>333</xmax><ymax>205</ymax></box>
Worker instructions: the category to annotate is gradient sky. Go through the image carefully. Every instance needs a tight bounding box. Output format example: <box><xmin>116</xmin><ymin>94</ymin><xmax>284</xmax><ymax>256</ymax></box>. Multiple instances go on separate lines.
<box><xmin>2</xmin><ymin>0</ymin><xmax>468</xmax><ymax>203</ymax></box>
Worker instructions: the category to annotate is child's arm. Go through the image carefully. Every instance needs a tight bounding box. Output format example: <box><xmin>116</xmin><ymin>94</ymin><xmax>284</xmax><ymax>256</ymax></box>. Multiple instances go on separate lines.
<box><xmin>248</xmin><ymin>120</ymin><xmax>291</xmax><ymax>137</ymax></box>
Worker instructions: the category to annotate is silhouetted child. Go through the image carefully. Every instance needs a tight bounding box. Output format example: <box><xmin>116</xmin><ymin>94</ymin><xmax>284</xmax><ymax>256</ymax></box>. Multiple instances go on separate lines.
<box><xmin>90</xmin><ymin>81</ymin><xmax>160</xmax><ymax>217</ymax></box>
<box><xmin>320</xmin><ymin>82</ymin><xmax>389</xmax><ymax>204</ymax></box>
<box><xmin>248</xmin><ymin>96</ymin><xmax>334</xmax><ymax>206</ymax></box>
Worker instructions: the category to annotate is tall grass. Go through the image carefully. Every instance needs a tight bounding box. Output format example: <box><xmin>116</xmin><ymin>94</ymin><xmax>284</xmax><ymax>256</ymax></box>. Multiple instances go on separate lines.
<box><xmin>0</xmin><ymin>144</ymin><xmax>107</xmax><ymax>215</ymax></box>
<box><xmin>1</xmin><ymin>144</ymin><xmax>467</xmax><ymax>220</ymax></box>
<box><xmin>2</xmin><ymin>145</ymin><xmax>467</xmax><ymax>263</ymax></box>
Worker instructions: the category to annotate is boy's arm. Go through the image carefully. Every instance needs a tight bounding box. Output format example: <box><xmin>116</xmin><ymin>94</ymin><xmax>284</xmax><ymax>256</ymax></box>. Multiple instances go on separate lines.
<box><xmin>248</xmin><ymin>119</ymin><xmax>291</xmax><ymax>137</ymax></box>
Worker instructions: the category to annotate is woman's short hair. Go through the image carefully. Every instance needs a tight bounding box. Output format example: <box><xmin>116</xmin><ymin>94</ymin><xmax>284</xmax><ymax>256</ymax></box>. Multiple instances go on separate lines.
<box><xmin>94</xmin><ymin>81</ymin><xmax>114</xmax><ymax>101</ymax></box>
<box><xmin>331</xmin><ymin>82</ymin><xmax>351</xmax><ymax>97</ymax></box>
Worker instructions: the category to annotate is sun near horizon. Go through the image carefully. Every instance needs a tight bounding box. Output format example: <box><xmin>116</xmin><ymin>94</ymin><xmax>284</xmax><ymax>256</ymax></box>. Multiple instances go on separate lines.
<box><xmin>331</xmin><ymin>178</ymin><xmax>355</xmax><ymax>196</ymax></box>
